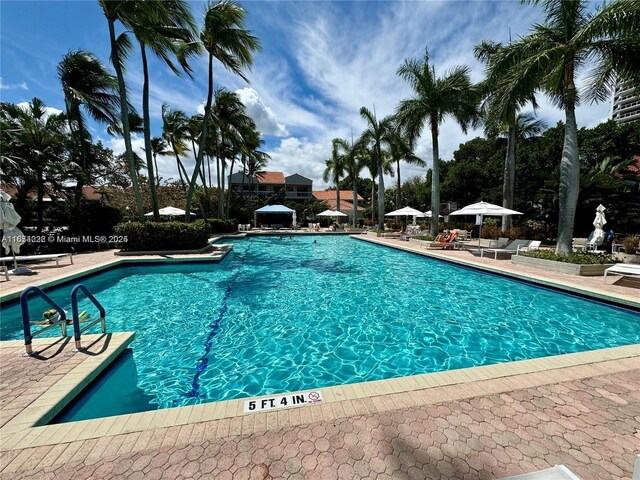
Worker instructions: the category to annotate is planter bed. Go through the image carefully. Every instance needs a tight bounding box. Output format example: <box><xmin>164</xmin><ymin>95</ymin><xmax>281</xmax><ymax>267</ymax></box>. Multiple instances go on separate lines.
<box><xmin>512</xmin><ymin>254</ymin><xmax>614</xmax><ymax>276</ymax></box>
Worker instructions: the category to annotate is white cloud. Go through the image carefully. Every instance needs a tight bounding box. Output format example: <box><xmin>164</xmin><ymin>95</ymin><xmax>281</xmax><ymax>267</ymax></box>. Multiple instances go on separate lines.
<box><xmin>0</xmin><ymin>77</ymin><xmax>28</xmax><ymax>90</ymax></box>
<box><xmin>16</xmin><ymin>101</ymin><xmax>62</xmax><ymax>118</ymax></box>
<box><xmin>268</xmin><ymin>137</ymin><xmax>329</xmax><ymax>188</ymax></box>
<box><xmin>235</xmin><ymin>87</ymin><xmax>288</xmax><ymax>136</ymax></box>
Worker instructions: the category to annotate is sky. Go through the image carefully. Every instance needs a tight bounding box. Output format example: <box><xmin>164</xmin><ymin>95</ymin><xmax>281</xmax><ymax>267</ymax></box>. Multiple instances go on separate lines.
<box><xmin>0</xmin><ymin>0</ymin><xmax>614</xmax><ymax>190</ymax></box>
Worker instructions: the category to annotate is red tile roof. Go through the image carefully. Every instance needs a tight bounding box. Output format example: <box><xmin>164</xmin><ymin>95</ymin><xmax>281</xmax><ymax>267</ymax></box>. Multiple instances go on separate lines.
<box><xmin>313</xmin><ymin>190</ymin><xmax>364</xmax><ymax>201</ymax></box>
<box><xmin>256</xmin><ymin>171</ymin><xmax>285</xmax><ymax>184</ymax></box>
<box><xmin>325</xmin><ymin>199</ymin><xmax>365</xmax><ymax>212</ymax></box>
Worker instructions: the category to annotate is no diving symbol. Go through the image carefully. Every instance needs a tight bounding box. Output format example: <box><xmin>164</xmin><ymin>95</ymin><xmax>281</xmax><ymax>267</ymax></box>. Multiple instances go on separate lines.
<box><xmin>308</xmin><ymin>391</ymin><xmax>320</xmax><ymax>401</ymax></box>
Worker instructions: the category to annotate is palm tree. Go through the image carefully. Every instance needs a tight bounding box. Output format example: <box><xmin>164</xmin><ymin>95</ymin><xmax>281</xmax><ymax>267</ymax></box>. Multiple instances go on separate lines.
<box><xmin>396</xmin><ymin>48</ymin><xmax>479</xmax><ymax>235</ymax></box>
<box><xmin>323</xmin><ymin>140</ymin><xmax>347</xmax><ymax>213</ymax></box>
<box><xmin>185</xmin><ymin>0</ymin><xmax>260</xmax><ymax>221</ymax></box>
<box><xmin>161</xmin><ymin>104</ymin><xmax>191</xmax><ymax>187</ymax></box>
<box><xmin>358</xmin><ymin>107</ymin><xmax>396</xmax><ymax>230</ymax></box>
<box><xmin>148</xmin><ymin>137</ymin><xmax>171</xmax><ymax>187</ymax></box>
<box><xmin>57</xmin><ymin>50</ymin><xmax>121</xmax><ymax>234</ymax></box>
<box><xmin>245</xmin><ymin>146</ymin><xmax>269</xmax><ymax>196</ymax></box>
<box><xmin>474</xmin><ymin>40</ymin><xmax>540</xmax><ymax>232</ymax></box>
<box><xmin>333</xmin><ymin>136</ymin><xmax>363</xmax><ymax>227</ymax></box>
<box><xmin>129</xmin><ymin>0</ymin><xmax>197</xmax><ymax>220</ymax></box>
<box><xmin>0</xmin><ymin>99</ymin><xmax>66</xmax><ymax>232</ymax></box>
<box><xmin>186</xmin><ymin>114</ymin><xmax>206</xmax><ymax>185</ymax></box>
<box><xmin>98</xmin><ymin>0</ymin><xmax>145</xmax><ymax>220</ymax></box>
<box><xmin>487</xmin><ymin>0</ymin><xmax>640</xmax><ymax>253</ymax></box>
<box><xmin>388</xmin><ymin>125</ymin><xmax>426</xmax><ymax>210</ymax></box>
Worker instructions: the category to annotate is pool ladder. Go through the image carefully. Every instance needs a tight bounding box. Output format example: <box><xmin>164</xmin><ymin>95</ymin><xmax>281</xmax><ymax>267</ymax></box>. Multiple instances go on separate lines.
<box><xmin>20</xmin><ymin>284</ymin><xmax>106</xmax><ymax>356</ymax></box>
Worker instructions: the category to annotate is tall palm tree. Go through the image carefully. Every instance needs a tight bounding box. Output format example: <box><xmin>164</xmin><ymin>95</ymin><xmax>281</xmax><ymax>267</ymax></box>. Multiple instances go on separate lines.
<box><xmin>333</xmin><ymin>136</ymin><xmax>363</xmax><ymax>227</ymax></box>
<box><xmin>0</xmin><ymin>99</ymin><xmax>66</xmax><ymax>232</ymax></box>
<box><xmin>57</xmin><ymin>50</ymin><xmax>121</xmax><ymax>234</ymax></box>
<box><xmin>474</xmin><ymin>40</ymin><xmax>540</xmax><ymax>232</ymax></box>
<box><xmin>185</xmin><ymin>0</ymin><xmax>260</xmax><ymax>221</ymax></box>
<box><xmin>186</xmin><ymin>114</ymin><xmax>206</xmax><ymax>185</ymax></box>
<box><xmin>98</xmin><ymin>0</ymin><xmax>145</xmax><ymax>220</ymax></box>
<box><xmin>227</xmin><ymin>126</ymin><xmax>263</xmax><ymax>218</ymax></box>
<box><xmin>148</xmin><ymin>137</ymin><xmax>171</xmax><ymax>187</ymax></box>
<box><xmin>358</xmin><ymin>107</ymin><xmax>396</xmax><ymax>230</ymax></box>
<box><xmin>488</xmin><ymin>0</ymin><xmax>640</xmax><ymax>252</ymax></box>
<box><xmin>388</xmin><ymin>125</ymin><xmax>426</xmax><ymax>210</ymax></box>
<box><xmin>396</xmin><ymin>48</ymin><xmax>479</xmax><ymax>235</ymax></box>
<box><xmin>323</xmin><ymin>140</ymin><xmax>347</xmax><ymax>213</ymax></box>
<box><xmin>128</xmin><ymin>0</ymin><xmax>197</xmax><ymax>220</ymax></box>
<box><xmin>245</xmin><ymin>146</ymin><xmax>269</xmax><ymax>196</ymax></box>
<box><xmin>161</xmin><ymin>104</ymin><xmax>191</xmax><ymax>187</ymax></box>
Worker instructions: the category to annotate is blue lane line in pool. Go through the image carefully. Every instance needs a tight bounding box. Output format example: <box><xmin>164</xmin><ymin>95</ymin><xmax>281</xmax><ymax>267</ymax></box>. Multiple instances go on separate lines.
<box><xmin>186</xmin><ymin>245</ymin><xmax>249</xmax><ymax>399</ymax></box>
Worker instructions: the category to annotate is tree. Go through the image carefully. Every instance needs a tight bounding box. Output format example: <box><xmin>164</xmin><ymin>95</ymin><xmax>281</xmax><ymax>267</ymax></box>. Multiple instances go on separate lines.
<box><xmin>148</xmin><ymin>137</ymin><xmax>171</xmax><ymax>187</ymax></box>
<box><xmin>323</xmin><ymin>140</ymin><xmax>347</xmax><ymax>213</ymax></box>
<box><xmin>161</xmin><ymin>103</ymin><xmax>191</xmax><ymax>187</ymax></box>
<box><xmin>185</xmin><ymin>0</ymin><xmax>260</xmax><ymax>221</ymax></box>
<box><xmin>57</xmin><ymin>50</ymin><xmax>120</xmax><ymax>233</ymax></box>
<box><xmin>396</xmin><ymin>48</ymin><xmax>479</xmax><ymax>235</ymax></box>
<box><xmin>129</xmin><ymin>0</ymin><xmax>197</xmax><ymax>220</ymax></box>
<box><xmin>357</xmin><ymin>107</ymin><xmax>395</xmax><ymax>230</ymax></box>
<box><xmin>333</xmin><ymin>137</ymin><xmax>363</xmax><ymax>227</ymax></box>
<box><xmin>387</xmin><ymin>124</ymin><xmax>425</xmax><ymax>210</ymax></box>
<box><xmin>488</xmin><ymin>0</ymin><xmax>640</xmax><ymax>253</ymax></box>
<box><xmin>98</xmin><ymin>0</ymin><xmax>146</xmax><ymax>220</ymax></box>
<box><xmin>0</xmin><ymin>99</ymin><xmax>66</xmax><ymax>232</ymax></box>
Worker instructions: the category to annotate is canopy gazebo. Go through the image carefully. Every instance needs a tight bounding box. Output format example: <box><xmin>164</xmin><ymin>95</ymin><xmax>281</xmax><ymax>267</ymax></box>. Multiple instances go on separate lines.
<box><xmin>254</xmin><ymin>205</ymin><xmax>295</xmax><ymax>228</ymax></box>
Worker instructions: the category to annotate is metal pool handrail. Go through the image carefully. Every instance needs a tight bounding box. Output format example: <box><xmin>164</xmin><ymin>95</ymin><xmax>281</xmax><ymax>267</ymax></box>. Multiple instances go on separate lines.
<box><xmin>70</xmin><ymin>284</ymin><xmax>106</xmax><ymax>351</ymax></box>
<box><xmin>20</xmin><ymin>285</ymin><xmax>67</xmax><ymax>356</ymax></box>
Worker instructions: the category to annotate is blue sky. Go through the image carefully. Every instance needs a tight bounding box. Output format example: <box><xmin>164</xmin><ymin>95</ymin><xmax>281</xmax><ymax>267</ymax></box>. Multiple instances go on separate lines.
<box><xmin>1</xmin><ymin>1</ymin><xmax>613</xmax><ymax>188</ymax></box>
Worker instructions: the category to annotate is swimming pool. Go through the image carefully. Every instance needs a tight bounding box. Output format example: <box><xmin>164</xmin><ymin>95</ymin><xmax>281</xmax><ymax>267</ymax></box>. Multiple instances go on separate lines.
<box><xmin>1</xmin><ymin>235</ymin><xmax>638</xmax><ymax>422</ymax></box>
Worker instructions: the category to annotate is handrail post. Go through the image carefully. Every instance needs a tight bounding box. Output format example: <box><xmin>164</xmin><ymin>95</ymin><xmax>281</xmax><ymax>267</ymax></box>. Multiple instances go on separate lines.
<box><xmin>70</xmin><ymin>284</ymin><xmax>106</xmax><ymax>351</ymax></box>
<box><xmin>19</xmin><ymin>286</ymin><xmax>67</xmax><ymax>356</ymax></box>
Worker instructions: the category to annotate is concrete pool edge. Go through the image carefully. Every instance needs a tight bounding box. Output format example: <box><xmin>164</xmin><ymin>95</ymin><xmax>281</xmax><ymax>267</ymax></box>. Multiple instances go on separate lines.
<box><xmin>354</xmin><ymin>235</ymin><xmax>640</xmax><ymax>310</ymax></box>
<box><xmin>1</xmin><ymin>341</ymin><xmax>637</xmax><ymax>452</ymax></box>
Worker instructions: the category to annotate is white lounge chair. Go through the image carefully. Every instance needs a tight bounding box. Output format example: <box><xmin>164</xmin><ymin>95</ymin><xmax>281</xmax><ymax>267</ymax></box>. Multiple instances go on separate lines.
<box><xmin>0</xmin><ymin>253</ymin><xmax>74</xmax><ymax>267</ymax></box>
<box><xmin>480</xmin><ymin>239</ymin><xmax>531</xmax><ymax>259</ymax></box>
<box><xmin>489</xmin><ymin>237</ymin><xmax>510</xmax><ymax>249</ymax></box>
<box><xmin>604</xmin><ymin>263</ymin><xmax>640</xmax><ymax>284</ymax></box>
<box><xmin>517</xmin><ymin>240</ymin><xmax>541</xmax><ymax>254</ymax></box>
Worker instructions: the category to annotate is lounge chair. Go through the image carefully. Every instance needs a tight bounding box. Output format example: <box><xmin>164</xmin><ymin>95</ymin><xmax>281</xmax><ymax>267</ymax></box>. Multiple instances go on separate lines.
<box><xmin>427</xmin><ymin>231</ymin><xmax>461</xmax><ymax>249</ymax></box>
<box><xmin>489</xmin><ymin>237</ymin><xmax>509</xmax><ymax>249</ymax></box>
<box><xmin>479</xmin><ymin>239</ymin><xmax>531</xmax><ymax>259</ymax></box>
<box><xmin>572</xmin><ymin>238</ymin><xmax>589</xmax><ymax>252</ymax></box>
<box><xmin>1</xmin><ymin>265</ymin><xmax>8</xmax><ymax>281</ymax></box>
<box><xmin>0</xmin><ymin>253</ymin><xmax>74</xmax><ymax>267</ymax></box>
<box><xmin>516</xmin><ymin>240</ymin><xmax>541</xmax><ymax>254</ymax></box>
<box><xmin>604</xmin><ymin>263</ymin><xmax>640</xmax><ymax>284</ymax></box>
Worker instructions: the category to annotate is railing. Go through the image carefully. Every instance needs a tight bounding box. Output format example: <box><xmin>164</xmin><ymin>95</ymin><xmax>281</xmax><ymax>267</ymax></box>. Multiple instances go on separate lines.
<box><xmin>20</xmin><ymin>286</ymin><xmax>67</xmax><ymax>356</ymax></box>
<box><xmin>70</xmin><ymin>284</ymin><xmax>106</xmax><ymax>351</ymax></box>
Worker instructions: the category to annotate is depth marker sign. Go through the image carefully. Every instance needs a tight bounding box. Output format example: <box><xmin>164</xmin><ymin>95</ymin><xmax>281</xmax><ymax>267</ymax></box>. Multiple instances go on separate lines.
<box><xmin>243</xmin><ymin>391</ymin><xmax>324</xmax><ymax>413</ymax></box>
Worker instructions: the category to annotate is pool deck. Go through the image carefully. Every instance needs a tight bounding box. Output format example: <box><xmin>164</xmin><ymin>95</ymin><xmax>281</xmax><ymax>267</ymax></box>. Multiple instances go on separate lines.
<box><xmin>1</xmin><ymin>236</ymin><xmax>639</xmax><ymax>479</ymax></box>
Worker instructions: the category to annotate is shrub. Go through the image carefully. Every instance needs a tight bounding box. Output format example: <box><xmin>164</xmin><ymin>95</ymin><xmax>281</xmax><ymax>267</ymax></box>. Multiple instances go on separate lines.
<box><xmin>205</xmin><ymin>218</ymin><xmax>237</xmax><ymax>234</ymax></box>
<box><xmin>522</xmin><ymin>249</ymin><xmax>615</xmax><ymax>264</ymax></box>
<box><xmin>413</xmin><ymin>234</ymin><xmax>435</xmax><ymax>241</ymax></box>
<box><xmin>114</xmin><ymin>220</ymin><xmax>210</xmax><ymax>251</ymax></box>
<box><xmin>622</xmin><ymin>235</ymin><xmax>639</xmax><ymax>254</ymax></box>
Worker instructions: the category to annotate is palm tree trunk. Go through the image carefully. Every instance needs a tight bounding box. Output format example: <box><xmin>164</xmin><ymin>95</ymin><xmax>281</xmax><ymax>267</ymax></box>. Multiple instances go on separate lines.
<box><xmin>36</xmin><ymin>167</ymin><xmax>44</xmax><ymax>234</ymax></box>
<box><xmin>371</xmin><ymin>180</ymin><xmax>375</xmax><ymax>224</ymax></box>
<box><xmin>171</xmin><ymin>144</ymin><xmax>188</xmax><ymax>187</ymax></box>
<box><xmin>352</xmin><ymin>180</ymin><xmax>358</xmax><ymax>227</ymax></box>
<box><xmin>430</xmin><ymin>119</ymin><xmax>440</xmax><ymax>236</ymax></box>
<box><xmin>153</xmin><ymin>153</ymin><xmax>160</xmax><ymax>187</ymax></box>
<box><xmin>226</xmin><ymin>157</ymin><xmax>235</xmax><ymax>219</ymax></box>
<box><xmin>107</xmin><ymin>18</ymin><xmax>144</xmax><ymax>221</ymax></box>
<box><xmin>377</xmin><ymin>153</ymin><xmax>385</xmax><ymax>231</ymax></box>
<box><xmin>556</xmin><ymin>86</ymin><xmax>580</xmax><ymax>254</ymax></box>
<box><xmin>140</xmin><ymin>43</ymin><xmax>159</xmax><ymax>221</ymax></box>
<box><xmin>336</xmin><ymin>180</ymin><xmax>340</xmax><ymax>213</ymax></box>
<box><xmin>396</xmin><ymin>159</ymin><xmax>401</xmax><ymax>210</ymax></box>
<box><xmin>501</xmin><ymin>121</ymin><xmax>516</xmax><ymax>232</ymax></box>
<box><xmin>186</xmin><ymin>53</ymin><xmax>214</xmax><ymax>221</ymax></box>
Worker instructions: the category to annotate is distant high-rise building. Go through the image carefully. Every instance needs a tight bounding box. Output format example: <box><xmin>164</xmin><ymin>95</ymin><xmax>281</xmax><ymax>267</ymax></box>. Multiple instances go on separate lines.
<box><xmin>611</xmin><ymin>80</ymin><xmax>640</xmax><ymax>124</ymax></box>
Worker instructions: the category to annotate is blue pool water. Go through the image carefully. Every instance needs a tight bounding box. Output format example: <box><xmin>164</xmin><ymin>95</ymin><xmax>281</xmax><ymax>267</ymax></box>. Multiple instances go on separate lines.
<box><xmin>1</xmin><ymin>236</ymin><xmax>638</xmax><ymax>422</ymax></box>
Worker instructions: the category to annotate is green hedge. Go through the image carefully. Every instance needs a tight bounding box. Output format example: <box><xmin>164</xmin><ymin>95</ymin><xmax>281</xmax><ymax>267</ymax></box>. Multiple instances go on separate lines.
<box><xmin>205</xmin><ymin>218</ymin><xmax>237</xmax><ymax>234</ymax></box>
<box><xmin>114</xmin><ymin>220</ymin><xmax>210</xmax><ymax>251</ymax></box>
<box><xmin>521</xmin><ymin>250</ymin><xmax>615</xmax><ymax>265</ymax></box>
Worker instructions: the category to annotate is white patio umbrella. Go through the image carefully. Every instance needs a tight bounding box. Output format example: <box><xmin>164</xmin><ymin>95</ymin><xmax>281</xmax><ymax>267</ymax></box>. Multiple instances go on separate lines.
<box><xmin>145</xmin><ymin>206</ymin><xmax>192</xmax><ymax>217</ymax></box>
<box><xmin>386</xmin><ymin>207</ymin><xmax>426</xmax><ymax>226</ymax></box>
<box><xmin>589</xmin><ymin>204</ymin><xmax>607</xmax><ymax>247</ymax></box>
<box><xmin>449</xmin><ymin>201</ymin><xmax>522</xmax><ymax>246</ymax></box>
<box><xmin>0</xmin><ymin>190</ymin><xmax>26</xmax><ymax>270</ymax></box>
<box><xmin>423</xmin><ymin>210</ymin><xmax>444</xmax><ymax>218</ymax></box>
